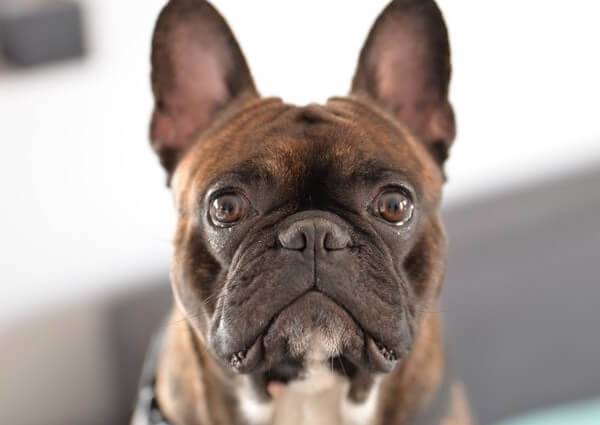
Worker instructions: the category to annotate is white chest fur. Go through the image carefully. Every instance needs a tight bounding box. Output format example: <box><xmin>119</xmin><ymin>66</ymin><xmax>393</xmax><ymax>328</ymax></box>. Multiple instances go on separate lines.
<box><xmin>237</xmin><ymin>333</ymin><xmax>380</xmax><ymax>425</ymax></box>
<box><xmin>238</xmin><ymin>362</ymin><xmax>380</xmax><ymax>425</ymax></box>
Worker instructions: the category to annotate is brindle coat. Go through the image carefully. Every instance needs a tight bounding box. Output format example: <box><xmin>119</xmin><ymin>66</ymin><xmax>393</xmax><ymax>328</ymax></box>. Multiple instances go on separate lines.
<box><xmin>134</xmin><ymin>1</ymin><xmax>472</xmax><ymax>424</ymax></box>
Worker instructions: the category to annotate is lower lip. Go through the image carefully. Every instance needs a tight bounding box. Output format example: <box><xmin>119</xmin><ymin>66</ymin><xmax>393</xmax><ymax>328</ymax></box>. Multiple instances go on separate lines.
<box><xmin>267</xmin><ymin>380</ymin><xmax>287</xmax><ymax>398</ymax></box>
<box><xmin>229</xmin><ymin>335</ymin><xmax>264</xmax><ymax>373</ymax></box>
<box><xmin>366</xmin><ymin>337</ymin><xmax>399</xmax><ymax>373</ymax></box>
<box><xmin>230</xmin><ymin>335</ymin><xmax>399</xmax><ymax>376</ymax></box>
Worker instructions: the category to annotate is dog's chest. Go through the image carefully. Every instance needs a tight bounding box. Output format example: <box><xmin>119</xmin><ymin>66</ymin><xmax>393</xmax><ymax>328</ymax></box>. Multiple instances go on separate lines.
<box><xmin>270</xmin><ymin>382</ymin><xmax>346</xmax><ymax>425</ymax></box>
<box><xmin>239</xmin><ymin>363</ymin><xmax>379</xmax><ymax>425</ymax></box>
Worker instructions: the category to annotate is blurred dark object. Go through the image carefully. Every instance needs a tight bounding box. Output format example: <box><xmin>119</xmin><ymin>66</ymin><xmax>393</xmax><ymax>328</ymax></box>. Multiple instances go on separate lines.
<box><xmin>0</xmin><ymin>0</ymin><xmax>85</xmax><ymax>67</ymax></box>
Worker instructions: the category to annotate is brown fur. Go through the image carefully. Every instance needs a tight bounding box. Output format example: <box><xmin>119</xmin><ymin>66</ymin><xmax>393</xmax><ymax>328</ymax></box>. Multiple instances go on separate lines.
<box><xmin>150</xmin><ymin>96</ymin><xmax>470</xmax><ymax>425</ymax></box>
<box><xmin>136</xmin><ymin>1</ymin><xmax>471</xmax><ymax>424</ymax></box>
<box><xmin>155</xmin><ymin>310</ymin><xmax>239</xmax><ymax>425</ymax></box>
<box><xmin>155</xmin><ymin>304</ymin><xmax>469</xmax><ymax>425</ymax></box>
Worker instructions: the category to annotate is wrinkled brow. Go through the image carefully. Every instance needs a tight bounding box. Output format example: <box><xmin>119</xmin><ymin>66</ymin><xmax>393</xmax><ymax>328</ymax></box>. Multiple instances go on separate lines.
<box><xmin>348</xmin><ymin>160</ymin><xmax>411</xmax><ymax>185</ymax></box>
<box><xmin>211</xmin><ymin>158</ymin><xmax>276</xmax><ymax>187</ymax></box>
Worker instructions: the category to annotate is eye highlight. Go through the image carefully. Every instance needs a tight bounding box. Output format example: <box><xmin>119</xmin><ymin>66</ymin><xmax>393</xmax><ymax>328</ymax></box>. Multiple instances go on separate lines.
<box><xmin>209</xmin><ymin>193</ymin><xmax>249</xmax><ymax>227</ymax></box>
<box><xmin>372</xmin><ymin>189</ymin><xmax>414</xmax><ymax>226</ymax></box>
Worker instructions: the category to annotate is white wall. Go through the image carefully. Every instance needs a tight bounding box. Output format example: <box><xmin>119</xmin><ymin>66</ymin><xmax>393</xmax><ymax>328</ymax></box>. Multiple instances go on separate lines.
<box><xmin>1</xmin><ymin>0</ymin><xmax>599</xmax><ymax>329</ymax></box>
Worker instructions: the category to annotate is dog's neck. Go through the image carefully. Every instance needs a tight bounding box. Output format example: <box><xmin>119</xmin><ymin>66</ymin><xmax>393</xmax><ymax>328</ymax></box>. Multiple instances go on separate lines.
<box><xmin>238</xmin><ymin>373</ymin><xmax>381</xmax><ymax>425</ymax></box>
<box><xmin>153</xmin><ymin>309</ymin><xmax>446</xmax><ymax>425</ymax></box>
<box><xmin>236</xmin><ymin>337</ymin><xmax>383</xmax><ymax>425</ymax></box>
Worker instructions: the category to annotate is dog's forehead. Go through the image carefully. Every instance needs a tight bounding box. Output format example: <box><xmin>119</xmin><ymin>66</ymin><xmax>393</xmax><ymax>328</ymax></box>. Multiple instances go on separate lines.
<box><xmin>174</xmin><ymin>96</ymin><xmax>442</xmax><ymax>202</ymax></box>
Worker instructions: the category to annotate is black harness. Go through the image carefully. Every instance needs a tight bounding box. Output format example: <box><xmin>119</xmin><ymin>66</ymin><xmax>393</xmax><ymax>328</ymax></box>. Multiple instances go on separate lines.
<box><xmin>134</xmin><ymin>326</ymin><xmax>170</xmax><ymax>425</ymax></box>
<box><xmin>133</xmin><ymin>328</ymin><xmax>452</xmax><ymax>425</ymax></box>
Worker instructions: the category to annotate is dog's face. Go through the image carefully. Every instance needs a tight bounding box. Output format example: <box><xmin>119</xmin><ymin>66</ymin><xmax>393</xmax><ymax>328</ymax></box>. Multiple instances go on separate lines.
<box><xmin>150</xmin><ymin>0</ymin><xmax>454</xmax><ymax>388</ymax></box>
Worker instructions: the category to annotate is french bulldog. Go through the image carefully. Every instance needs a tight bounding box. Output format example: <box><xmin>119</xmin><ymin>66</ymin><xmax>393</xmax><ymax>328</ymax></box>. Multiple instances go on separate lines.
<box><xmin>133</xmin><ymin>0</ymin><xmax>472</xmax><ymax>424</ymax></box>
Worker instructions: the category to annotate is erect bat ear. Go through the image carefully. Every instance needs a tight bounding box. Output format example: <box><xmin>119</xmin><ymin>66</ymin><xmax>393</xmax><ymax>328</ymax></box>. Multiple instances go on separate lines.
<box><xmin>352</xmin><ymin>0</ymin><xmax>455</xmax><ymax>168</ymax></box>
<box><xmin>150</xmin><ymin>0</ymin><xmax>257</xmax><ymax>177</ymax></box>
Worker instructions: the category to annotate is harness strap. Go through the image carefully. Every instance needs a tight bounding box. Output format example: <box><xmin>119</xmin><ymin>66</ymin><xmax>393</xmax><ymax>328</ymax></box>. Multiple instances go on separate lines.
<box><xmin>133</xmin><ymin>325</ymin><xmax>171</xmax><ymax>425</ymax></box>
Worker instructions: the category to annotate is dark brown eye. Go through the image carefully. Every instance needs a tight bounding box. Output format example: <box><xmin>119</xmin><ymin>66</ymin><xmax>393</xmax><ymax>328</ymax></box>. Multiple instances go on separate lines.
<box><xmin>373</xmin><ymin>190</ymin><xmax>414</xmax><ymax>225</ymax></box>
<box><xmin>209</xmin><ymin>194</ymin><xmax>248</xmax><ymax>227</ymax></box>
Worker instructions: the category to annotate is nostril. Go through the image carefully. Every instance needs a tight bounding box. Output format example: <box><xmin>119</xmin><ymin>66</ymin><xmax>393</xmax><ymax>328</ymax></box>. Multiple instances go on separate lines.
<box><xmin>278</xmin><ymin>229</ymin><xmax>307</xmax><ymax>251</ymax></box>
<box><xmin>323</xmin><ymin>228</ymin><xmax>352</xmax><ymax>251</ymax></box>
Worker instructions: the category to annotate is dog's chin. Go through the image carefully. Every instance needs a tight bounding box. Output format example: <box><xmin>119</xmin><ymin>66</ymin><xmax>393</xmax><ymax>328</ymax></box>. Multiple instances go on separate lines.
<box><xmin>221</xmin><ymin>291</ymin><xmax>403</xmax><ymax>387</ymax></box>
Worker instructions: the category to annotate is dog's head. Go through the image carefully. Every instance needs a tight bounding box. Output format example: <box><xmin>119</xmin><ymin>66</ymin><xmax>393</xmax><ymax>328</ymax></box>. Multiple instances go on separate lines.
<box><xmin>150</xmin><ymin>0</ymin><xmax>454</xmax><ymax>387</ymax></box>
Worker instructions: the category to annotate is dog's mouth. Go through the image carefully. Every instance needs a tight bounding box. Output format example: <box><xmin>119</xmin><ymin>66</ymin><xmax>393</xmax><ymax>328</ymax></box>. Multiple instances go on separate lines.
<box><xmin>228</xmin><ymin>334</ymin><xmax>264</xmax><ymax>372</ymax></box>
<box><xmin>263</xmin><ymin>355</ymin><xmax>361</xmax><ymax>397</ymax></box>
<box><xmin>225</xmin><ymin>291</ymin><xmax>401</xmax><ymax>377</ymax></box>
<box><xmin>229</xmin><ymin>336</ymin><xmax>398</xmax><ymax>375</ymax></box>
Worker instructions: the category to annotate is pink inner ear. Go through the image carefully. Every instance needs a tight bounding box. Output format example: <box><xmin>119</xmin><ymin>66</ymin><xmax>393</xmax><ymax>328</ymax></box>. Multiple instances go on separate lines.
<box><xmin>151</xmin><ymin>27</ymin><xmax>230</xmax><ymax>149</ymax></box>
<box><xmin>373</xmin><ymin>20</ymin><xmax>441</xmax><ymax>140</ymax></box>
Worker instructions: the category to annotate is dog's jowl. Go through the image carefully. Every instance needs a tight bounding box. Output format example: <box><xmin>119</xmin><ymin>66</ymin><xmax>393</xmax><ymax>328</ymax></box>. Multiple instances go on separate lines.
<box><xmin>133</xmin><ymin>1</ymin><xmax>471</xmax><ymax>424</ymax></box>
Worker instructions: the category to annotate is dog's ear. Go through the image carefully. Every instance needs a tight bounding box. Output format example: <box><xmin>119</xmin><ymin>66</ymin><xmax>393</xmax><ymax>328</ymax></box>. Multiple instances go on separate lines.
<box><xmin>150</xmin><ymin>0</ymin><xmax>257</xmax><ymax>177</ymax></box>
<box><xmin>352</xmin><ymin>0</ymin><xmax>455</xmax><ymax>167</ymax></box>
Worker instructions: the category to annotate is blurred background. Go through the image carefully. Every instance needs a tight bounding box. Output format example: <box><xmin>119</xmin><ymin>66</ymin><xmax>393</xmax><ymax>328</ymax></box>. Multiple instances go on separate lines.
<box><xmin>0</xmin><ymin>1</ymin><xmax>598</xmax><ymax>424</ymax></box>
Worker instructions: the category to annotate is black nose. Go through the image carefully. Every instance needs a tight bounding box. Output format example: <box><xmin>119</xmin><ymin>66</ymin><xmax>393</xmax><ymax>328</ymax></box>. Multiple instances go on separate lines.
<box><xmin>278</xmin><ymin>217</ymin><xmax>351</xmax><ymax>252</ymax></box>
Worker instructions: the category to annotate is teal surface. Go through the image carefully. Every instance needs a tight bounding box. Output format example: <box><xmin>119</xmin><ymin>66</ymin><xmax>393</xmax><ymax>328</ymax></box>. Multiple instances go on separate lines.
<box><xmin>494</xmin><ymin>399</ymin><xmax>600</xmax><ymax>425</ymax></box>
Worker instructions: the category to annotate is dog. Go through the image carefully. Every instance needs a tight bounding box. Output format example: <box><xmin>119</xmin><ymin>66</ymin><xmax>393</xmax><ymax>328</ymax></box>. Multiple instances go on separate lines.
<box><xmin>132</xmin><ymin>1</ymin><xmax>472</xmax><ymax>424</ymax></box>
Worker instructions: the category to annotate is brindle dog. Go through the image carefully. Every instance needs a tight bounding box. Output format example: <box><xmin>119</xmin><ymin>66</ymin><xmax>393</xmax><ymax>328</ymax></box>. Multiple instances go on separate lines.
<box><xmin>133</xmin><ymin>1</ymin><xmax>472</xmax><ymax>424</ymax></box>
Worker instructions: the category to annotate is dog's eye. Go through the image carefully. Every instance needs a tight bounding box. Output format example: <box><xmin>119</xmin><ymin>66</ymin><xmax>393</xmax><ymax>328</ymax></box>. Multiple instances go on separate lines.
<box><xmin>209</xmin><ymin>194</ymin><xmax>248</xmax><ymax>227</ymax></box>
<box><xmin>372</xmin><ymin>190</ymin><xmax>414</xmax><ymax>226</ymax></box>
